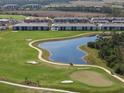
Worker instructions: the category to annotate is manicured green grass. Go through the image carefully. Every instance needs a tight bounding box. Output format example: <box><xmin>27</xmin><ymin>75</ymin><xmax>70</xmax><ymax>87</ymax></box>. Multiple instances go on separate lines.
<box><xmin>0</xmin><ymin>14</ymin><xmax>26</xmax><ymax>20</ymax></box>
<box><xmin>0</xmin><ymin>31</ymin><xmax>124</xmax><ymax>93</ymax></box>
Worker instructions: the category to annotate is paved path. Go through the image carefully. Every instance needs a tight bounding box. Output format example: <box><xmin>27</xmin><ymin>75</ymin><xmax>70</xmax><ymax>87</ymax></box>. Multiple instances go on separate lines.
<box><xmin>0</xmin><ymin>81</ymin><xmax>77</xmax><ymax>93</ymax></box>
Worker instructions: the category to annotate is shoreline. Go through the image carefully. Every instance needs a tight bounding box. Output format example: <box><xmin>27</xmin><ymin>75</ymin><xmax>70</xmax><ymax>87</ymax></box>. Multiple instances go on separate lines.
<box><xmin>32</xmin><ymin>32</ymin><xmax>99</xmax><ymax>65</ymax></box>
<box><xmin>79</xmin><ymin>45</ymin><xmax>107</xmax><ymax>66</ymax></box>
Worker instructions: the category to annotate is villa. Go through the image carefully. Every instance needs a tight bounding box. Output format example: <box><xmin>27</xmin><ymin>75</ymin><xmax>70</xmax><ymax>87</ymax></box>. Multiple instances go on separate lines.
<box><xmin>53</xmin><ymin>17</ymin><xmax>89</xmax><ymax>23</ymax></box>
<box><xmin>12</xmin><ymin>17</ymin><xmax>124</xmax><ymax>31</ymax></box>
<box><xmin>51</xmin><ymin>23</ymin><xmax>97</xmax><ymax>31</ymax></box>
<box><xmin>2</xmin><ymin>4</ymin><xmax>19</xmax><ymax>10</ymax></box>
<box><xmin>13</xmin><ymin>23</ymin><xmax>50</xmax><ymax>31</ymax></box>
<box><xmin>24</xmin><ymin>17</ymin><xmax>51</xmax><ymax>23</ymax></box>
<box><xmin>0</xmin><ymin>19</ymin><xmax>10</xmax><ymax>24</ymax></box>
<box><xmin>99</xmin><ymin>23</ymin><xmax>124</xmax><ymax>31</ymax></box>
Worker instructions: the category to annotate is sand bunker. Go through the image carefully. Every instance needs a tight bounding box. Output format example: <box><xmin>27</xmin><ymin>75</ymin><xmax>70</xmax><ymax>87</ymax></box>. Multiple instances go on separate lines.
<box><xmin>27</xmin><ymin>61</ymin><xmax>38</xmax><ymax>64</ymax></box>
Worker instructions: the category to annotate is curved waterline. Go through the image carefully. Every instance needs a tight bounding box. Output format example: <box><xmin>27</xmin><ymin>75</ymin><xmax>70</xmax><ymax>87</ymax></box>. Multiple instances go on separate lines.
<box><xmin>38</xmin><ymin>36</ymin><xmax>97</xmax><ymax>64</ymax></box>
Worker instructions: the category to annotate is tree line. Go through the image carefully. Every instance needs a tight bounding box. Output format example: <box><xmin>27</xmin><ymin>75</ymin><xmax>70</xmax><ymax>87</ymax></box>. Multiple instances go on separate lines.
<box><xmin>88</xmin><ymin>32</ymin><xmax>124</xmax><ymax>75</ymax></box>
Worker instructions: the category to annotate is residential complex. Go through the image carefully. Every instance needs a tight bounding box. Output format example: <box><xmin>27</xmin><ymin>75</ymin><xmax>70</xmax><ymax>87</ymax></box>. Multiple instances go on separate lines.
<box><xmin>51</xmin><ymin>23</ymin><xmax>97</xmax><ymax>31</ymax></box>
<box><xmin>1</xmin><ymin>17</ymin><xmax>124</xmax><ymax>31</ymax></box>
<box><xmin>13</xmin><ymin>23</ymin><xmax>49</xmax><ymax>31</ymax></box>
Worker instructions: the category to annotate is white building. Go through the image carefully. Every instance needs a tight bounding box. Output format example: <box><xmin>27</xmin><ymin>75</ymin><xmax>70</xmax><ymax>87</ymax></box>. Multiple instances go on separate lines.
<box><xmin>99</xmin><ymin>23</ymin><xmax>124</xmax><ymax>31</ymax></box>
<box><xmin>13</xmin><ymin>23</ymin><xmax>50</xmax><ymax>31</ymax></box>
<box><xmin>53</xmin><ymin>17</ymin><xmax>89</xmax><ymax>23</ymax></box>
<box><xmin>0</xmin><ymin>19</ymin><xmax>9</xmax><ymax>24</ymax></box>
<box><xmin>51</xmin><ymin>23</ymin><xmax>97</xmax><ymax>31</ymax></box>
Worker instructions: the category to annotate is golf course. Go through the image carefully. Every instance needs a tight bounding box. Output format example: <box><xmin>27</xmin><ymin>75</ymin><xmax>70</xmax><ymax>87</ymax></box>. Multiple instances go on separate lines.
<box><xmin>0</xmin><ymin>31</ymin><xmax>124</xmax><ymax>93</ymax></box>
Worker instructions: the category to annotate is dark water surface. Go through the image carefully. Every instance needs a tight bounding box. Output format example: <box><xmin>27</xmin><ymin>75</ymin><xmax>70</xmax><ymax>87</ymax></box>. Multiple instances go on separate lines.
<box><xmin>38</xmin><ymin>36</ymin><xmax>97</xmax><ymax>64</ymax></box>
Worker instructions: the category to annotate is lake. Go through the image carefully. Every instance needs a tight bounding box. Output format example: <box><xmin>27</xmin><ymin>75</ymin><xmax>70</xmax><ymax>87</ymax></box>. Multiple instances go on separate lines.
<box><xmin>38</xmin><ymin>35</ymin><xmax>97</xmax><ymax>64</ymax></box>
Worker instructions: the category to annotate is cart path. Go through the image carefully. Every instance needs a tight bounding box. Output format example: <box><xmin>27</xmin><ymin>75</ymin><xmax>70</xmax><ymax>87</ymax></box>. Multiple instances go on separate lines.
<box><xmin>0</xmin><ymin>81</ymin><xmax>77</xmax><ymax>93</ymax></box>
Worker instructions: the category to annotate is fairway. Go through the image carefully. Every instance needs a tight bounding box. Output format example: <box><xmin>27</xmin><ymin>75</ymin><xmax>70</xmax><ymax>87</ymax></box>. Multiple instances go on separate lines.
<box><xmin>0</xmin><ymin>31</ymin><xmax>124</xmax><ymax>93</ymax></box>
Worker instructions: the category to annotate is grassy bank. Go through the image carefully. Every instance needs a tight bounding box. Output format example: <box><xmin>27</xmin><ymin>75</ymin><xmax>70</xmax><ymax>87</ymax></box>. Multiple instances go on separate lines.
<box><xmin>80</xmin><ymin>46</ymin><xmax>108</xmax><ymax>68</ymax></box>
<box><xmin>0</xmin><ymin>31</ymin><xmax>124</xmax><ymax>93</ymax></box>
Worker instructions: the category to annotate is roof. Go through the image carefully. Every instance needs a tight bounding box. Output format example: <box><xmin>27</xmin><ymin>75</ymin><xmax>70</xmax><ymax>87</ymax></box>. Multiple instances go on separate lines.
<box><xmin>3</xmin><ymin>4</ymin><xmax>19</xmax><ymax>7</ymax></box>
<box><xmin>14</xmin><ymin>23</ymin><xmax>49</xmax><ymax>27</ymax></box>
<box><xmin>92</xmin><ymin>20</ymin><xmax>109</xmax><ymax>23</ymax></box>
<box><xmin>99</xmin><ymin>23</ymin><xmax>124</xmax><ymax>27</ymax></box>
<box><xmin>52</xmin><ymin>23</ymin><xmax>96</xmax><ymax>27</ymax></box>
<box><xmin>112</xmin><ymin>20</ymin><xmax>124</xmax><ymax>23</ymax></box>
<box><xmin>25</xmin><ymin>17</ymin><xmax>51</xmax><ymax>20</ymax></box>
<box><xmin>54</xmin><ymin>17</ymin><xmax>89</xmax><ymax>20</ymax></box>
<box><xmin>0</xmin><ymin>19</ymin><xmax>9</xmax><ymax>22</ymax></box>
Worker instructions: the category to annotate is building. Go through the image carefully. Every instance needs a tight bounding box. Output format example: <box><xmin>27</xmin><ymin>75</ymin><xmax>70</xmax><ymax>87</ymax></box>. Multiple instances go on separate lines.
<box><xmin>0</xmin><ymin>26</ymin><xmax>8</xmax><ymax>30</ymax></box>
<box><xmin>51</xmin><ymin>23</ymin><xmax>97</xmax><ymax>31</ymax></box>
<box><xmin>13</xmin><ymin>23</ymin><xmax>50</xmax><ymax>31</ymax></box>
<box><xmin>0</xmin><ymin>18</ymin><xmax>18</xmax><ymax>26</ymax></box>
<box><xmin>99</xmin><ymin>23</ymin><xmax>124</xmax><ymax>31</ymax></box>
<box><xmin>24</xmin><ymin>17</ymin><xmax>51</xmax><ymax>23</ymax></box>
<box><xmin>12</xmin><ymin>17</ymin><xmax>124</xmax><ymax>31</ymax></box>
<box><xmin>0</xmin><ymin>19</ymin><xmax>10</xmax><ymax>30</ymax></box>
<box><xmin>0</xmin><ymin>23</ymin><xmax>8</xmax><ymax>30</ymax></box>
<box><xmin>112</xmin><ymin>17</ymin><xmax>124</xmax><ymax>23</ymax></box>
<box><xmin>21</xmin><ymin>4</ymin><xmax>42</xmax><ymax>10</ymax></box>
<box><xmin>112</xmin><ymin>20</ymin><xmax>124</xmax><ymax>23</ymax></box>
<box><xmin>91</xmin><ymin>17</ymin><xmax>110</xmax><ymax>23</ymax></box>
<box><xmin>2</xmin><ymin>4</ymin><xmax>19</xmax><ymax>10</ymax></box>
<box><xmin>53</xmin><ymin>17</ymin><xmax>89</xmax><ymax>23</ymax></box>
<box><xmin>0</xmin><ymin>19</ymin><xmax>10</xmax><ymax>24</ymax></box>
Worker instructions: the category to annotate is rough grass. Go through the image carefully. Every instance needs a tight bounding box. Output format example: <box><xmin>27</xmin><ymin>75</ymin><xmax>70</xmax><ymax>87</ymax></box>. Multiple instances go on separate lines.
<box><xmin>0</xmin><ymin>31</ymin><xmax>124</xmax><ymax>93</ymax></box>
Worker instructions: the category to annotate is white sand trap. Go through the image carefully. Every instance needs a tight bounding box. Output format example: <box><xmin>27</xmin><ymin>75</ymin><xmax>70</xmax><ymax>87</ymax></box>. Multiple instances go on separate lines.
<box><xmin>26</xmin><ymin>39</ymin><xmax>32</xmax><ymax>42</ymax></box>
<box><xmin>61</xmin><ymin>80</ymin><xmax>74</xmax><ymax>84</ymax></box>
<box><xmin>27</xmin><ymin>61</ymin><xmax>38</xmax><ymax>64</ymax></box>
<box><xmin>12</xmin><ymin>31</ymin><xmax>18</xmax><ymax>32</ymax></box>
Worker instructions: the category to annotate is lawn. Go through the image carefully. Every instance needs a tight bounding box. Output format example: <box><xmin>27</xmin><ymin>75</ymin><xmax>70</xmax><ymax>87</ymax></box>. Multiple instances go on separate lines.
<box><xmin>0</xmin><ymin>14</ymin><xmax>26</xmax><ymax>20</ymax></box>
<box><xmin>0</xmin><ymin>31</ymin><xmax>124</xmax><ymax>93</ymax></box>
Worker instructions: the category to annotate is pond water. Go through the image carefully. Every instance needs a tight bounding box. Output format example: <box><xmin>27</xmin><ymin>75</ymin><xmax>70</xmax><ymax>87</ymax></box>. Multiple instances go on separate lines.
<box><xmin>38</xmin><ymin>35</ymin><xmax>97</xmax><ymax>64</ymax></box>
